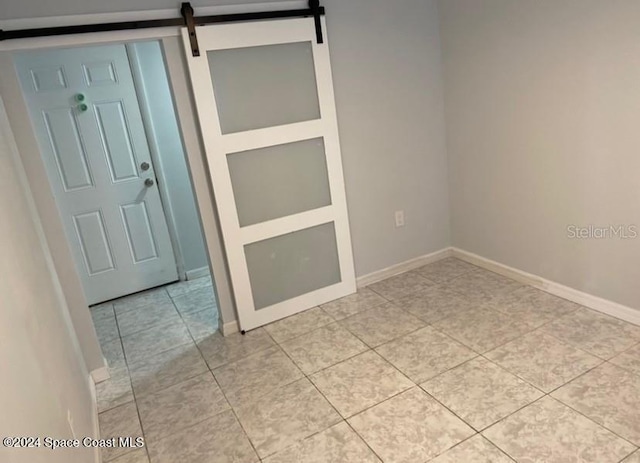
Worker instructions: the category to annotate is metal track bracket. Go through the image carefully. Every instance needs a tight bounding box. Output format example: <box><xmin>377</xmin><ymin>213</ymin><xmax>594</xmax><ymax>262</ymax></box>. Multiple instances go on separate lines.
<box><xmin>181</xmin><ymin>2</ymin><xmax>200</xmax><ymax>57</ymax></box>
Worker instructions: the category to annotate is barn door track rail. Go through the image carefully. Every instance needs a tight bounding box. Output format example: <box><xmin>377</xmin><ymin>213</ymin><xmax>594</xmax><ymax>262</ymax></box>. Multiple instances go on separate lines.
<box><xmin>0</xmin><ymin>0</ymin><xmax>325</xmax><ymax>55</ymax></box>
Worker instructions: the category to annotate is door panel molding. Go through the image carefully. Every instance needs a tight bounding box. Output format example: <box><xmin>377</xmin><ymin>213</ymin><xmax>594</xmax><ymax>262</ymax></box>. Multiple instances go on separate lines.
<box><xmin>14</xmin><ymin>43</ymin><xmax>179</xmax><ymax>304</ymax></box>
<box><xmin>73</xmin><ymin>209</ymin><xmax>115</xmax><ymax>275</ymax></box>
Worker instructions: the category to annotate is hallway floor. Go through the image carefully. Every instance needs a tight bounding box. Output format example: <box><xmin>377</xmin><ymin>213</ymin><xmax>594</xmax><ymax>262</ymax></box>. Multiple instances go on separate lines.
<box><xmin>93</xmin><ymin>259</ymin><xmax>640</xmax><ymax>463</ymax></box>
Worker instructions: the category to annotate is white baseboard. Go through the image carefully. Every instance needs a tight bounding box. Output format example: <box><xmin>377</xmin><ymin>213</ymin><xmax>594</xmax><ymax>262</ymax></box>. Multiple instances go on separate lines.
<box><xmin>90</xmin><ymin>364</ymin><xmax>110</xmax><ymax>384</ymax></box>
<box><xmin>452</xmin><ymin>247</ymin><xmax>640</xmax><ymax>326</ymax></box>
<box><xmin>185</xmin><ymin>266</ymin><xmax>211</xmax><ymax>281</ymax></box>
<box><xmin>356</xmin><ymin>248</ymin><xmax>453</xmax><ymax>288</ymax></box>
<box><xmin>221</xmin><ymin>319</ymin><xmax>239</xmax><ymax>336</ymax></box>
<box><xmin>88</xmin><ymin>375</ymin><xmax>102</xmax><ymax>463</ymax></box>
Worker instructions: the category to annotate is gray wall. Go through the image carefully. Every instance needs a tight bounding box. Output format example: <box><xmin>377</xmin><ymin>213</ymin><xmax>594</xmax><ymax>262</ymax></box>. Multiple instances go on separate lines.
<box><xmin>0</xmin><ymin>0</ymin><xmax>451</xmax><ymax>283</ymax></box>
<box><xmin>129</xmin><ymin>40</ymin><xmax>209</xmax><ymax>277</ymax></box>
<box><xmin>324</xmin><ymin>0</ymin><xmax>450</xmax><ymax>276</ymax></box>
<box><xmin>0</xmin><ymin>96</ymin><xmax>96</xmax><ymax>463</ymax></box>
<box><xmin>439</xmin><ymin>0</ymin><xmax>640</xmax><ymax>309</ymax></box>
<box><xmin>0</xmin><ymin>0</ymin><xmax>451</xmax><ymax>333</ymax></box>
<box><xmin>0</xmin><ymin>53</ymin><xmax>105</xmax><ymax>372</ymax></box>
<box><xmin>161</xmin><ymin>37</ymin><xmax>234</xmax><ymax>327</ymax></box>
<box><xmin>0</xmin><ymin>0</ymin><xmax>283</xmax><ymax>19</ymax></box>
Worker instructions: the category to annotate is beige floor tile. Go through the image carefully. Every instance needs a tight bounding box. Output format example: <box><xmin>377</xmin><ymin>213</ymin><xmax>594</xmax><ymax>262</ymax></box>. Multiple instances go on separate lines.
<box><xmin>197</xmin><ymin>328</ymin><xmax>275</xmax><ymax>370</ymax></box>
<box><xmin>280</xmin><ymin>323</ymin><xmax>368</xmax><ymax>374</ymax></box>
<box><xmin>94</xmin><ymin>276</ymin><xmax>640</xmax><ymax>463</ymax></box>
<box><xmin>340</xmin><ymin>302</ymin><xmax>425</xmax><ymax>347</ymax></box>
<box><xmin>320</xmin><ymin>288</ymin><xmax>387</xmax><ymax>320</ymax></box>
<box><xmin>486</xmin><ymin>331</ymin><xmax>602</xmax><ymax>392</ymax></box>
<box><xmin>394</xmin><ymin>286</ymin><xmax>479</xmax><ymax>324</ymax></box>
<box><xmin>422</xmin><ymin>357</ymin><xmax>543</xmax><ymax>430</ymax></box>
<box><xmin>121</xmin><ymin>322</ymin><xmax>192</xmax><ymax>364</ymax></box>
<box><xmin>147</xmin><ymin>410</ymin><xmax>258</xmax><ymax>463</ymax></box>
<box><xmin>181</xmin><ymin>307</ymin><xmax>218</xmax><ymax>341</ymax></box>
<box><xmin>128</xmin><ymin>343</ymin><xmax>208</xmax><ymax>398</ymax></box>
<box><xmin>95</xmin><ymin>318</ymin><xmax>120</xmax><ymax>347</ymax></box>
<box><xmin>310</xmin><ymin>350</ymin><xmax>414</xmax><ymax>418</ymax></box>
<box><xmin>413</xmin><ymin>257</ymin><xmax>478</xmax><ymax>284</ymax></box>
<box><xmin>264</xmin><ymin>307</ymin><xmax>334</xmax><ymax>343</ymax></box>
<box><xmin>213</xmin><ymin>346</ymin><xmax>303</xmax><ymax>408</ymax></box>
<box><xmin>96</xmin><ymin>368</ymin><xmax>134</xmax><ymax>413</ymax></box>
<box><xmin>429</xmin><ymin>434</ymin><xmax>514</xmax><ymax>463</ymax></box>
<box><xmin>137</xmin><ymin>372</ymin><xmax>229</xmax><ymax>441</ymax></box>
<box><xmin>113</xmin><ymin>287</ymin><xmax>171</xmax><ymax>315</ymax></box>
<box><xmin>165</xmin><ymin>275</ymin><xmax>212</xmax><ymax>298</ymax></box>
<box><xmin>623</xmin><ymin>451</ymin><xmax>640</xmax><ymax>463</ymax></box>
<box><xmin>91</xmin><ymin>303</ymin><xmax>115</xmax><ymax>322</ymax></box>
<box><xmin>541</xmin><ymin>308</ymin><xmax>640</xmax><ymax>359</ymax></box>
<box><xmin>235</xmin><ymin>378</ymin><xmax>341</xmax><ymax>459</ymax></box>
<box><xmin>486</xmin><ymin>286</ymin><xmax>580</xmax><ymax>327</ymax></box>
<box><xmin>612</xmin><ymin>343</ymin><xmax>640</xmax><ymax>376</ymax></box>
<box><xmin>92</xmin><ymin>305</ymin><xmax>120</xmax><ymax>346</ymax></box>
<box><xmin>110</xmin><ymin>449</ymin><xmax>149</xmax><ymax>463</ymax></box>
<box><xmin>102</xmin><ymin>338</ymin><xmax>126</xmax><ymax>371</ymax></box>
<box><xmin>116</xmin><ymin>300</ymin><xmax>182</xmax><ymax>337</ymax></box>
<box><xmin>443</xmin><ymin>270</ymin><xmax>522</xmax><ymax>302</ymax></box>
<box><xmin>348</xmin><ymin>387</ymin><xmax>474</xmax><ymax>463</ymax></box>
<box><xmin>171</xmin><ymin>286</ymin><xmax>217</xmax><ymax>316</ymax></box>
<box><xmin>367</xmin><ymin>271</ymin><xmax>435</xmax><ymax>300</ymax></box>
<box><xmin>91</xmin><ymin>302</ymin><xmax>114</xmax><ymax>319</ymax></box>
<box><xmin>375</xmin><ymin>326</ymin><xmax>477</xmax><ymax>383</ymax></box>
<box><xmin>262</xmin><ymin>422</ymin><xmax>380</xmax><ymax>463</ymax></box>
<box><xmin>483</xmin><ymin>396</ymin><xmax>636</xmax><ymax>463</ymax></box>
<box><xmin>433</xmin><ymin>307</ymin><xmax>533</xmax><ymax>353</ymax></box>
<box><xmin>552</xmin><ymin>363</ymin><xmax>640</xmax><ymax>445</ymax></box>
<box><xmin>99</xmin><ymin>402</ymin><xmax>143</xmax><ymax>462</ymax></box>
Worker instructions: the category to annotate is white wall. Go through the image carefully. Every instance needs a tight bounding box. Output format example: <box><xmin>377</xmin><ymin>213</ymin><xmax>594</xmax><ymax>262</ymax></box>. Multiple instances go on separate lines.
<box><xmin>129</xmin><ymin>40</ymin><xmax>209</xmax><ymax>277</ymax></box>
<box><xmin>0</xmin><ymin>96</ymin><xmax>96</xmax><ymax>463</ymax></box>
<box><xmin>439</xmin><ymin>0</ymin><xmax>640</xmax><ymax>310</ymax></box>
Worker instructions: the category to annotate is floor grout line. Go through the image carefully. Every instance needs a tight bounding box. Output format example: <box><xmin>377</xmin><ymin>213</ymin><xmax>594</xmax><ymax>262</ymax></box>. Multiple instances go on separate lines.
<box><xmin>93</xmin><ymin>262</ymin><xmax>640</xmax><ymax>462</ymax></box>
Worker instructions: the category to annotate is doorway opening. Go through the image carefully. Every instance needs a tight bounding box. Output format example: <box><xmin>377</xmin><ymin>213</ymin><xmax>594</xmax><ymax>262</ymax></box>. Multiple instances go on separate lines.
<box><xmin>13</xmin><ymin>40</ymin><xmax>220</xmax><ymax>391</ymax></box>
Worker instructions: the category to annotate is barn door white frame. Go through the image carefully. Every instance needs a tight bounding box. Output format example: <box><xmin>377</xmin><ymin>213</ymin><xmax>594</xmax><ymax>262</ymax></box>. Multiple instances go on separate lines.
<box><xmin>182</xmin><ymin>17</ymin><xmax>356</xmax><ymax>331</ymax></box>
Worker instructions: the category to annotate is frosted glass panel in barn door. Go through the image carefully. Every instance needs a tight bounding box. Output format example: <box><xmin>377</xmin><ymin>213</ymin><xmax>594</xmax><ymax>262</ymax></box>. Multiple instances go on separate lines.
<box><xmin>182</xmin><ymin>17</ymin><xmax>355</xmax><ymax>331</ymax></box>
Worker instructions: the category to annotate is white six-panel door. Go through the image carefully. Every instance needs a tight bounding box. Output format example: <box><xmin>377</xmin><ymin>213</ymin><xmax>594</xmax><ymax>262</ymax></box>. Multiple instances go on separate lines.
<box><xmin>14</xmin><ymin>44</ymin><xmax>178</xmax><ymax>304</ymax></box>
<box><xmin>182</xmin><ymin>18</ymin><xmax>356</xmax><ymax>331</ymax></box>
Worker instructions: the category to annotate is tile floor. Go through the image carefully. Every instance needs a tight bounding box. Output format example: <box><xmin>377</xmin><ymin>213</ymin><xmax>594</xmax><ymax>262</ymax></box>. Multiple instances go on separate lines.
<box><xmin>92</xmin><ymin>259</ymin><xmax>640</xmax><ymax>463</ymax></box>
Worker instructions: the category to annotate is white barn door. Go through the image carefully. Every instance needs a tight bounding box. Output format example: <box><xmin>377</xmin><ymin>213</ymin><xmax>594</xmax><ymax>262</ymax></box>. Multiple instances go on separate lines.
<box><xmin>182</xmin><ymin>18</ymin><xmax>355</xmax><ymax>331</ymax></box>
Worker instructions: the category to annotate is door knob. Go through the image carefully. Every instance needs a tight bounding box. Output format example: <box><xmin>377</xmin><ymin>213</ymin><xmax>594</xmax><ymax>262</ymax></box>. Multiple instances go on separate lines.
<box><xmin>144</xmin><ymin>178</ymin><xmax>154</xmax><ymax>187</ymax></box>
<box><xmin>140</xmin><ymin>162</ymin><xmax>150</xmax><ymax>171</ymax></box>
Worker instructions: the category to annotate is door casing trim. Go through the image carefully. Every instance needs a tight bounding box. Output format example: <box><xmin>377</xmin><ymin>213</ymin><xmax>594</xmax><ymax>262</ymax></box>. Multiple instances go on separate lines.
<box><xmin>0</xmin><ymin>5</ymin><xmax>295</xmax><ymax>368</ymax></box>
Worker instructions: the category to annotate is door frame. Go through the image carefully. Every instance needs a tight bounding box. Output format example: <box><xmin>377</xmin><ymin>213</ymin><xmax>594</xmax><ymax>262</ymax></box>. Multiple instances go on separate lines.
<box><xmin>127</xmin><ymin>41</ymin><xmax>192</xmax><ymax>282</ymax></box>
<box><xmin>0</xmin><ymin>3</ymin><xmax>285</xmax><ymax>372</ymax></box>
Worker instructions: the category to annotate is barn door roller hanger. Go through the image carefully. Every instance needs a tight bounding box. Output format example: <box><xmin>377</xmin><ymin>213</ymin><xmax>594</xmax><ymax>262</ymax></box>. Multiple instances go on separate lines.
<box><xmin>0</xmin><ymin>0</ymin><xmax>325</xmax><ymax>56</ymax></box>
<box><xmin>181</xmin><ymin>1</ymin><xmax>324</xmax><ymax>56</ymax></box>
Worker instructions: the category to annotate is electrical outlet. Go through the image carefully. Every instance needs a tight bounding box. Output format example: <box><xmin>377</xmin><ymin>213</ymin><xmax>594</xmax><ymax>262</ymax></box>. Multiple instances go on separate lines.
<box><xmin>395</xmin><ymin>210</ymin><xmax>405</xmax><ymax>228</ymax></box>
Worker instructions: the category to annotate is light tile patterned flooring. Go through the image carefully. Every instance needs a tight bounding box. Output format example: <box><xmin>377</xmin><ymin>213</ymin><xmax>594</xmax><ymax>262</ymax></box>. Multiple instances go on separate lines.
<box><xmin>91</xmin><ymin>259</ymin><xmax>640</xmax><ymax>463</ymax></box>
